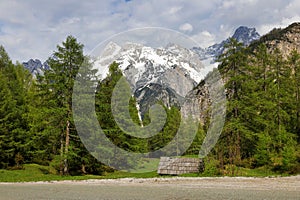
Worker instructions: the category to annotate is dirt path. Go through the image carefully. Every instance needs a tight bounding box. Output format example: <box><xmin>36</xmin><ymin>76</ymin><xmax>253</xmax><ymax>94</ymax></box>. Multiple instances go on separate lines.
<box><xmin>0</xmin><ymin>176</ymin><xmax>299</xmax><ymax>200</ymax></box>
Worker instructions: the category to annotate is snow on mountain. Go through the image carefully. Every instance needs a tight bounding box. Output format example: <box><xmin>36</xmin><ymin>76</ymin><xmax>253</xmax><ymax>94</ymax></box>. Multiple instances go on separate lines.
<box><xmin>183</xmin><ymin>26</ymin><xmax>261</xmax><ymax>124</ymax></box>
<box><xmin>93</xmin><ymin>41</ymin><xmax>208</xmax><ymax>117</ymax></box>
<box><xmin>22</xmin><ymin>25</ymin><xmax>260</xmax><ymax>119</ymax></box>
<box><xmin>94</xmin><ymin>42</ymin><xmax>205</xmax><ymax>97</ymax></box>
<box><xmin>92</xmin><ymin>26</ymin><xmax>260</xmax><ymax>118</ymax></box>
<box><xmin>22</xmin><ymin>59</ymin><xmax>50</xmax><ymax>77</ymax></box>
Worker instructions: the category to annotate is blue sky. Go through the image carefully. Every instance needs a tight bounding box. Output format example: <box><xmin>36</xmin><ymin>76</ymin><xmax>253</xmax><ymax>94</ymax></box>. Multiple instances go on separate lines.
<box><xmin>0</xmin><ymin>0</ymin><xmax>299</xmax><ymax>62</ymax></box>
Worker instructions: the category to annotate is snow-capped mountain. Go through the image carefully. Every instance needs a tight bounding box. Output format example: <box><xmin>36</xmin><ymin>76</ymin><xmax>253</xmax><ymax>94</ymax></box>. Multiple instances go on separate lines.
<box><xmin>23</xmin><ymin>59</ymin><xmax>50</xmax><ymax>77</ymax></box>
<box><xmin>95</xmin><ymin>42</ymin><xmax>205</xmax><ymax>88</ymax></box>
<box><xmin>94</xmin><ymin>42</ymin><xmax>206</xmax><ymax>117</ymax></box>
<box><xmin>193</xmin><ymin>26</ymin><xmax>260</xmax><ymax>61</ymax></box>
<box><xmin>22</xmin><ymin>26</ymin><xmax>260</xmax><ymax>121</ymax></box>
<box><xmin>93</xmin><ymin>26</ymin><xmax>260</xmax><ymax>118</ymax></box>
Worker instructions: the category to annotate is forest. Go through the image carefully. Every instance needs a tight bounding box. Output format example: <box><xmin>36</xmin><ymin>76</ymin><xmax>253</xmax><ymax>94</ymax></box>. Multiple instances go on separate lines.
<box><xmin>0</xmin><ymin>34</ymin><xmax>299</xmax><ymax>177</ymax></box>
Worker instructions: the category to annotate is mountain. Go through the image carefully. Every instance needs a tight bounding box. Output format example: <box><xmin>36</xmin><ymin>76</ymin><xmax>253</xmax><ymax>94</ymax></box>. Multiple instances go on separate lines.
<box><xmin>94</xmin><ymin>42</ymin><xmax>206</xmax><ymax>118</ymax></box>
<box><xmin>193</xmin><ymin>26</ymin><xmax>260</xmax><ymax>61</ymax></box>
<box><xmin>250</xmin><ymin>22</ymin><xmax>300</xmax><ymax>57</ymax></box>
<box><xmin>184</xmin><ymin>22</ymin><xmax>300</xmax><ymax>125</ymax></box>
<box><xmin>93</xmin><ymin>26</ymin><xmax>261</xmax><ymax>119</ymax></box>
<box><xmin>22</xmin><ymin>59</ymin><xmax>49</xmax><ymax>77</ymax></box>
<box><xmin>22</xmin><ymin>25</ymin><xmax>261</xmax><ymax>121</ymax></box>
<box><xmin>231</xmin><ymin>26</ymin><xmax>260</xmax><ymax>45</ymax></box>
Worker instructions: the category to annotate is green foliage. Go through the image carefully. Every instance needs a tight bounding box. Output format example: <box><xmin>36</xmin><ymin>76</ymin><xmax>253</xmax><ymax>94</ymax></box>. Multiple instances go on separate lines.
<box><xmin>250</xmin><ymin>23</ymin><xmax>300</xmax><ymax>50</ymax></box>
<box><xmin>1</xmin><ymin>31</ymin><xmax>300</xmax><ymax>179</ymax></box>
<box><xmin>200</xmin><ymin>158</ymin><xmax>221</xmax><ymax>176</ymax></box>
<box><xmin>0</xmin><ymin>48</ymin><xmax>33</xmax><ymax>169</ymax></box>
<box><xmin>95</xmin><ymin>61</ymin><xmax>184</xmax><ymax>163</ymax></box>
<box><xmin>211</xmin><ymin>40</ymin><xmax>300</xmax><ymax>175</ymax></box>
<box><xmin>26</xmin><ymin>36</ymin><xmax>103</xmax><ymax>175</ymax></box>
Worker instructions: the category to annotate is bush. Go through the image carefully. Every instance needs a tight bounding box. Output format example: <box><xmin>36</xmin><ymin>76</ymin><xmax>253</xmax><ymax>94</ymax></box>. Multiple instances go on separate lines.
<box><xmin>201</xmin><ymin>158</ymin><xmax>221</xmax><ymax>176</ymax></box>
<box><xmin>49</xmin><ymin>155</ymin><xmax>62</xmax><ymax>175</ymax></box>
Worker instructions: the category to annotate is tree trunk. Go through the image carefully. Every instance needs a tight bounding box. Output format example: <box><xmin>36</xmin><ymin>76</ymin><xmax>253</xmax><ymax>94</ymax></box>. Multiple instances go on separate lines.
<box><xmin>60</xmin><ymin>133</ymin><xmax>64</xmax><ymax>176</ymax></box>
<box><xmin>64</xmin><ymin>120</ymin><xmax>70</xmax><ymax>175</ymax></box>
<box><xmin>81</xmin><ymin>164</ymin><xmax>87</xmax><ymax>174</ymax></box>
<box><xmin>296</xmin><ymin>70</ymin><xmax>300</xmax><ymax>142</ymax></box>
<box><xmin>218</xmin><ymin>148</ymin><xmax>224</xmax><ymax>174</ymax></box>
<box><xmin>297</xmin><ymin>85</ymin><xmax>300</xmax><ymax>142</ymax></box>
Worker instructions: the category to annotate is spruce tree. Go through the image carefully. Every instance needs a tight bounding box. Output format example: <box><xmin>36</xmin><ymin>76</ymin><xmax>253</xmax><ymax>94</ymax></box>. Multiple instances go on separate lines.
<box><xmin>35</xmin><ymin>36</ymin><xmax>87</xmax><ymax>175</ymax></box>
<box><xmin>217</xmin><ymin>38</ymin><xmax>248</xmax><ymax>174</ymax></box>
<box><xmin>0</xmin><ymin>46</ymin><xmax>33</xmax><ymax>168</ymax></box>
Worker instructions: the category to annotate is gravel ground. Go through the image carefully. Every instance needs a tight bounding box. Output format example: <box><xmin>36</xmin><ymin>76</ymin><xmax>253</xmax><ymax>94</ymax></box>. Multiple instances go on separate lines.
<box><xmin>0</xmin><ymin>176</ymin><xmax>299</xmax><ymax>200</ymax></box>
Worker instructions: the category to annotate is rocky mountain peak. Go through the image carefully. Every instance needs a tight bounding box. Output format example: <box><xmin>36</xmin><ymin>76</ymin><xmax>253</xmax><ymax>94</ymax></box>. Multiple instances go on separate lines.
<box><xmin>187</xmin><ymin>22</ymin><xmax>300</xmax><ymax>126</ymax></box>
<box><xmin>250</xmin><ymin>22</ymin><xmax>300</xmax><ymax>58</ymax></box>
<box><xmin>94</xmin><ymin>42</ymin><xmax>206</xmax><ymax>118</ymax></box>
<box><xmin>193</xmin><ymin>26</ymin><xmax>261</xmax><ymax>61</ymax></box>
<box><xmin>232</xmin><ymin>26</ymin><xmax>260</xmax><ymax>45</ymax></box>
<box><xmin>22</xmin><ymin>59</ymin><xmax>49</xmax><ymax>77</ymax></box>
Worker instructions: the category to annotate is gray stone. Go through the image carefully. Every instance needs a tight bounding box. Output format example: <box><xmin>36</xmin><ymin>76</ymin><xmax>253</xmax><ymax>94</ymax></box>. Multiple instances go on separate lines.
<box><xmin>157</xmin><ymin>157</ymin><xmax>202</xmax><ymax>175</ymax></box>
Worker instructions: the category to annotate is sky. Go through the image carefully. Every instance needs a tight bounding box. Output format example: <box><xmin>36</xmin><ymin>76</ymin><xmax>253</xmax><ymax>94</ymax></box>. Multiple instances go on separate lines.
<box><xmin>0</xmin><ymin>0</ymin><xmax>300</xmax><ymax>63</ymax></box>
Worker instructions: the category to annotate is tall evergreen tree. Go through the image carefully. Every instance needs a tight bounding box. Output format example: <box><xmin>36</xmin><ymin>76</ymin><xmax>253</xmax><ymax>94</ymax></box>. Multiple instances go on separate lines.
<box><xmin>0</xmin><ymin>46</ymin><xmax>33</xmax><ymax>168</ymax></box>
<box><xmin>34</xmin><ymin>36</ymin><xmax>87</xmax><ymax>175</ymax></box>
<box><xmin>217</xmin><ymin>38</ymin><xmax>248</xmax><ymax>174</ymax></box>
<box><xmin>288</xmin><ymin>50</ymin><xmax>300</xmax><ymax>142</ymax></box>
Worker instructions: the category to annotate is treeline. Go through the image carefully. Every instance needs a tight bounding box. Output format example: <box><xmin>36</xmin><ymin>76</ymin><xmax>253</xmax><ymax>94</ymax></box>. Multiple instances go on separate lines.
<box><xmin>0</xmin><ymin>36</ymin><xmax>105</xmax><ymax>175</ymax></box>
<box><xmin>0</xmin><ymin>35</ymin><xmax>299</xmax><ymax>176</ymax></box>
<box><xmin>0</xmin><ymin>36</ymin><xmax>188</xmax><ymax>175</ymax></box>
<box><xmin>204</xmin><ymin>38</ymin><xmax>300</xmax><ymax>175</ymax></box>
<box><xmin>95</xmin><ymin>61</ymin><xmax>199</xmax><ymax>169</ymax></box>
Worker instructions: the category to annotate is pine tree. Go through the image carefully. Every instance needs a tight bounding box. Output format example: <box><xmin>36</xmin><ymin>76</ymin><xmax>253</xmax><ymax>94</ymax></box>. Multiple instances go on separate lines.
<box><xmin>0</xmin><ymin>71</ymin><xmax>14</xmax><ymax>168</ymax></box>
<box><xmin>217</xmin><ymin>38</ymin><xmax>248</xmax><ymax>174</ymax></box>
<box><xmin>95</xmin><ymin>62</ymin><xmax>141</xmax><ymax>169</ymax></box>
<box><xmin>34</xmin><ymin>36</ymin><xmax>88</xmax><ymax>175</ymax></box>
<box><xmin>0</xmin><ymin>46</ymin><xmax>33</xmax><ymax>168</ymax></box>
<box><xmin>288</xmin><ymin>50</ymin><xmax>300</xmax><ymax>142</ymax></box>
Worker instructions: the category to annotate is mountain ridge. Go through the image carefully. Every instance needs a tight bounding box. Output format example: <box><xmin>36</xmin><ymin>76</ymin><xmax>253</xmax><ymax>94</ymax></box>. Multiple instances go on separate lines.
<box><xmin>22</xmin><ymin>25</ymin><xmax>261</xmax><ymax>79</ymax></box>
<box><xmin>192</xmin><ymin>26</ymin><xmax>260</xmax><ymax>61</ymax></box>
<box><xmin>22</xmin><ymin>59</ymin><xmax>49</xmax><ymax>77</ymax></box>
<box><xmin>184</xmin><ymin>22</ymin><xmax>300</xmax><ymax>124</ymax></box>
<box><xmin>94</xmin><ymin>41</ymin><xmax>204</xmax><ymax>117</ymax></box>
<box><xmin>250</xmin><ymin>22</ymin><xmax>300</xmax><ymax>57</ymax></box>
<box><xmin>22</xmin><ymin>25</ymin><xmax>262</xmax><ymax>119</ymax></box>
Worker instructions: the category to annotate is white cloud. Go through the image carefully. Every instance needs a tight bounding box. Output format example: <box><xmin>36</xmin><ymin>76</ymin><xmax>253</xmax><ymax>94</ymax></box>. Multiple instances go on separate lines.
<box><xmin>0</xmin><ymin>0</ymin><xmax>298</xmax><ymax>62</ymax></box>
<box><xmin>258</xmin><ymin>15</ymin><xmax>300</xmax><ymax>35</ymax></box>
<box><xmin>168</xmin><ymin>6</ymin><xmax>183</xmax><ymax>15</ymax></box>
<box><xmin>191</xmin><ymin>31</ymin><xmax>216</xmax><ymax>48</ymax></box>
<box><xmin>179</xmin><ymin>23</ymin><xmax>193</xmax><ymax>32</ymax></box>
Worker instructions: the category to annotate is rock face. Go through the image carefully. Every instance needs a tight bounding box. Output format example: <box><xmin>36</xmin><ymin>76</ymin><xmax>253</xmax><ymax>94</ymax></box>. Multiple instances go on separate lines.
<box><xmin>134</xmin><ymin>83</ymin><xmax>184</xmax><ymax>116</ymax></box>
<box><xmin>180</xmin><ymin>80</ymin><xmax>211</xmax><ymax>124</ymax></box>
<box><xmin>189</xmin><ymin>23</ymin><xmax>300</xmax><ymax>126</ymax></box>
<box><xmin>251</xmin><ymin>22</ymin><xmax>300</xmax><ymax>58</ymax></box>
<box><xmin>193</xmin><ymin>26</ymin><xmax>260</xmax><ymax>61</ymax></box>
<box><xmin>94</xmin><ymin>42</ymin><xmax>205</xmax><ymax>118</ymax></box>
<box><xmin>232</xmin><ymin>26</ymin><xmax>260</xmax><ymax>46</ymax></box>
<box><xmin>183</xmin><ymin>27</ymin><xmax>260</xmax><ymax>124</ymax></box>
<box><xmin>22</xmin><ymin>59</ymin><xmax>49</xmax><ymax>77</ymax></box>
<box><xmin>93</xmin><ymin>26</ymin><xmax>260</xmax><ymax>120</ymax></box>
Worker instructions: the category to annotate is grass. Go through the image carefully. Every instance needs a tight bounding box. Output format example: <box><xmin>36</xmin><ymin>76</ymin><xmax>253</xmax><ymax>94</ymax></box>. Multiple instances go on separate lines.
<box><xmin>179</xmin><ymin>166</ymin><xmax>287</xmax><ymax>178</ymax></box>
<box><xmin>0</xmin><ymin>164</ymin><xmax>162</xmax><ymax>182</ymax></box>
<box><xmin>0</xmin><ymin>164</ymin><xmax>94</xmax><ymax>182</ymax></box>
<box><xmin>0</xmin><ymin>158</ymin><xmax>162</xmax><ymax>182</ymax></box>
<box><xmin>0</xmin><ymin>162</ymin><xmax>291</xmax><ymax>182</ymax></box>
<box><xmin>233</xmin><ymin>167</ymin><xmax>289</xmax><ymax>177</ymax></box>
<box><xmin>133</xmin><ymin>158</ymin><xmax>160</xmax><ymax>173</ymax></box>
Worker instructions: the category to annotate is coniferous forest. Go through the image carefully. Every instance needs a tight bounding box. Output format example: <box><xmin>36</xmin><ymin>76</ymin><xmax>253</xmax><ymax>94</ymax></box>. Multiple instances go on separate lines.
<box><xmin>0</xmin><ymin>31</ymin><xmax>299</xmax><ymax>177</ymax></box>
